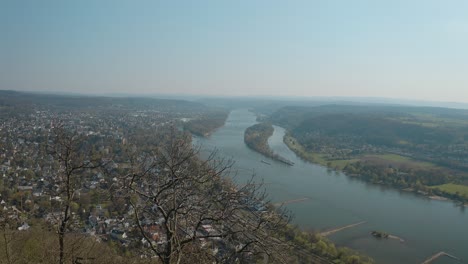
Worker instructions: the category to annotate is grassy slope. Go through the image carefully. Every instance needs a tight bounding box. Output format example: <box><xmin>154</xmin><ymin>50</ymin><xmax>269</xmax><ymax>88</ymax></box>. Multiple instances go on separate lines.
<box><xmin>284</xmin><ymin>134</ymin><xmax>326</xmax><ymax>164</ymax></box>
<box><xmin>361</xmin><ymin>154</ymin><xmax>436</xmax><ymax>170</ymax></box>
<box><xmin>285</xmin><ymin>132</ymin><xmax>468</xmax><ymax>205</ymax></box>
<box><xmin>285</xmin><ymin>133</ymin><xmax>440</xmax><ymax>172</ymax></box>
<box><xmin>284</xmin><ymin>134</ymin><xmax>358</xmax><ymax>170</ymax></box>
<box><xmin>285</xmin><ymin>134</ymin><xmax>433</xmax><ymax>171</ymax></box>
<box><xmin>431</xmin><ymin>183</ymin><xmax>468</xmax><ymax>197</ymax></box>
<box><xmin>284</xmin><ymin>134</ymin><xmax>455</xmax><ymax>177</ymax></box>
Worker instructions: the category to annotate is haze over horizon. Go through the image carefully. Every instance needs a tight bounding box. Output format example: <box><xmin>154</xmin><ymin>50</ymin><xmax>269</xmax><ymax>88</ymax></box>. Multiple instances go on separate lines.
<box><xmin>2</xmin><ymin>1</ymin><xmax>468</xmax><ymax>103</ymax></box>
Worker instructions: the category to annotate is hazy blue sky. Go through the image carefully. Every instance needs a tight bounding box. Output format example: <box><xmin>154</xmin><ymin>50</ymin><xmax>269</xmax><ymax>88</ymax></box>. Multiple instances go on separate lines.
<box><xmin>2</xmin><ymin>0</ymin><xmax>468</xmax><ymax>102</ymax></box>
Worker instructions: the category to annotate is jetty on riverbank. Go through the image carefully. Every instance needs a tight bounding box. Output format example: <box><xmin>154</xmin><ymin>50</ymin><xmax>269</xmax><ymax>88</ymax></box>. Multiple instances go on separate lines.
<box><xmin>319</xmin><ymin>221</ymin><xmax>367</xmax><ymax>237</ymax></box>
<box><xmin>421</xmin><ymin>251</ymin><xmax>461</xmax><ymax>264</ymax></box>
<box><xmin>388</xmin><ymin>234</ymin><xmax>405</xmax><ymax>243</ymax></box>
<box><xmin>273</xmin><ymin>197</ymin><xmax>310</xmax><ymax>207</ymax></box>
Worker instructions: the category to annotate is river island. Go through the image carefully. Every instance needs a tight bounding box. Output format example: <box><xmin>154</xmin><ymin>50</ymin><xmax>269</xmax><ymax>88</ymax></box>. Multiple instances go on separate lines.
<box><xmin>244</xmin><ymin>122</ymin><xmax>294</xmax><ymax>166</ymax></box>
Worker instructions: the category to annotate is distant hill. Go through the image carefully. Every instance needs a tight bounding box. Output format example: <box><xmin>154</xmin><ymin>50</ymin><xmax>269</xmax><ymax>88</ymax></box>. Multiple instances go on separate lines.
<box><xmin>0</xmin><ymin>90</ymin><xmax>209</xmax><ymax>112</ymax></box>
<box><xmin>269</xmin><ymin>104</ymin><xmax>468</xmax><ymax>129</ymax></box>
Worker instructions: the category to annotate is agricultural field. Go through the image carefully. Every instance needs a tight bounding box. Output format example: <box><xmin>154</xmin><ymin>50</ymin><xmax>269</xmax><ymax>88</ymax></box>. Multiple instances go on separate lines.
<box><xmin>361</xmin><ymin>154</ymin><xmax>436</xmax><ymax>170</ymax></box>
<box><xmin>431</xmin><ymin>183</ymin><xmax>468</xmax><ymax>197</ymax></box>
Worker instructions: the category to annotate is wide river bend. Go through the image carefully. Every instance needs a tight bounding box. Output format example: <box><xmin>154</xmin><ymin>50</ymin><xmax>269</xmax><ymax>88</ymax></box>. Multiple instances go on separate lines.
<box><xmin>193</xmin><ymin>109</ymin><xmax>467</xmax><ymax>264</ymax></box>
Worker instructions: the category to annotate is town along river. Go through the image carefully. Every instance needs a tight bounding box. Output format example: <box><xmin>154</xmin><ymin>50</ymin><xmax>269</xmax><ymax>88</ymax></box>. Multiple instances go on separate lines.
<box><xmin>193</xmin><ymin>109</ymin><xmax>468</xmax><ymax>264</ymax></box>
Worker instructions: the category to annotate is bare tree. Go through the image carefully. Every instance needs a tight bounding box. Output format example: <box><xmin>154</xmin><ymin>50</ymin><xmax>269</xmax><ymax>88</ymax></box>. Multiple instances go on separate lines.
<box><xmin>116</xmin><ymin>131</ymin><xmax>291</xmax><ymax>264</ymax></box>
<box><xmin>0</xmin><ymin>208</ymin><xmax>17</xmax><ymax>264</ymax></box>
<box><xmin>47</xmin><ymin>125</ymin><xmax>107</xmax><ymax>264</ymax></box>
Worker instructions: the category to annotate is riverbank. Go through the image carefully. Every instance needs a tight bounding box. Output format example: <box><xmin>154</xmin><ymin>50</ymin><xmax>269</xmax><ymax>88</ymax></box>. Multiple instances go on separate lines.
<box><xmin>283</xmin><ymin>133</ymin><xmax>468</xmax><ymax>205</ymax></box>
<box><xmin>195</xmin><ymin>109</ymin><xmax>468</xmax><ymax>263</ymax></box>
<box><xmin>244</xmin><ymin>122</ymin><xmax>294</xmax><ymax>166</ymax></box>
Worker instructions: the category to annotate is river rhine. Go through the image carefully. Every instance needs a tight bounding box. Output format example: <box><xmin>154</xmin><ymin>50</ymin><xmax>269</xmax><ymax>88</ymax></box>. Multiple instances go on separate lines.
<box><xmin>193</xmin><ymin>109</ymin><xmax>467</xmax><ymax>264</ymax></box>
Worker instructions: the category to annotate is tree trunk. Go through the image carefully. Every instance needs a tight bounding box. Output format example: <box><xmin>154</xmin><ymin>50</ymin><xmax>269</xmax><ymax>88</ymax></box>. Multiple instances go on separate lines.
<box><xmin>59</xmin><ymin>230</ymin><xmax>64</xmax><ymax>264</ymax></box>
<box><xmin>58</xmin><ymin>204</ymin><xmax>70</xmax><ymax>264</ymax></box>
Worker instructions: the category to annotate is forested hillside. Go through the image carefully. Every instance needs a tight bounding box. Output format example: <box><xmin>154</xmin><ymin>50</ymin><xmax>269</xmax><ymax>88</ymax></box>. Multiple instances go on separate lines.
<box><xmin>269</xmin><ymin>104</ymin><xmax>468</xmax><ymax>204</ymax></box>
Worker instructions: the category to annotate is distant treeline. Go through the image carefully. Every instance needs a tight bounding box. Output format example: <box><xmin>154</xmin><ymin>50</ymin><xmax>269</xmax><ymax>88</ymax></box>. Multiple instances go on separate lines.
<box><xmin>183</xmin><ymin>110</ymin><xmax>229</xmax><ymax>137</ymax></box>
<box><xmin>0</xmin><ymin>90</ymin><xmax>207</xmax><ymax>113</ymax></box>
<box><xmin>343</xmin><ymin>162</ymin><xmax>468</xmax><ymax>203</ymax></box>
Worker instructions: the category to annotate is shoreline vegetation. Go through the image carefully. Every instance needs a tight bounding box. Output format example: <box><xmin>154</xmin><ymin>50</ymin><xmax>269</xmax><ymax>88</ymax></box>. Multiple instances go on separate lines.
<box><xmin>244</xmin><ymin>122</ymin><xmax>294</xmax><ymax>166</ymax></box>
<box><xmin>265</xmin><ymin>104</ymin><xmax>468</xmax><ymax>207</ymax></box>
<box><xmin>284</xmin><ymin>133</ymin><xmax>468</xmax><ymax>206</ymax></box>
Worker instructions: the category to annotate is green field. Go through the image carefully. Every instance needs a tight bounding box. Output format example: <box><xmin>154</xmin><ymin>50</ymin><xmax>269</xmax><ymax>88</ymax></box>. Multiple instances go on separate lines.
<box><xmin>284</xmin><ymin>134</ymin><xmax>358</xmax><ymax>169</ymax></box>
<box><xmin>284</xmin><ymin>134</ymin><xmax>437</xmax><ymax>171</ymax></box>
<box><xmin>327</xmin><ymin>159</ymin><xmax>359</xmax><ymax>170</ymax></box>
<box><xmin>368</xmin><ymin>154</ymin><xmax>412</xmax><ymax>162</ymax></box>
<box><xmin>388</xmin><ymin>113</ymin><xmax>468</xmax><ymax>128</ymax></box>
<box><xmin>362</xmin><ymin>154</ymin><xmax>436</xmax><ymax>170</ymax></box>
<box><xmin>284</xmin><ymin>133</ymin><xmax>468</xmax><ymax>203</ymax></box>
<box><xmin>284</xmin><ymin>134</ymin><xmax>325</xmax><ymax>164</ymax></box>
<box><xmin>431</xmin><ymin>183</ymin><xmax>468</xmax><ymax>197</ymax></box>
